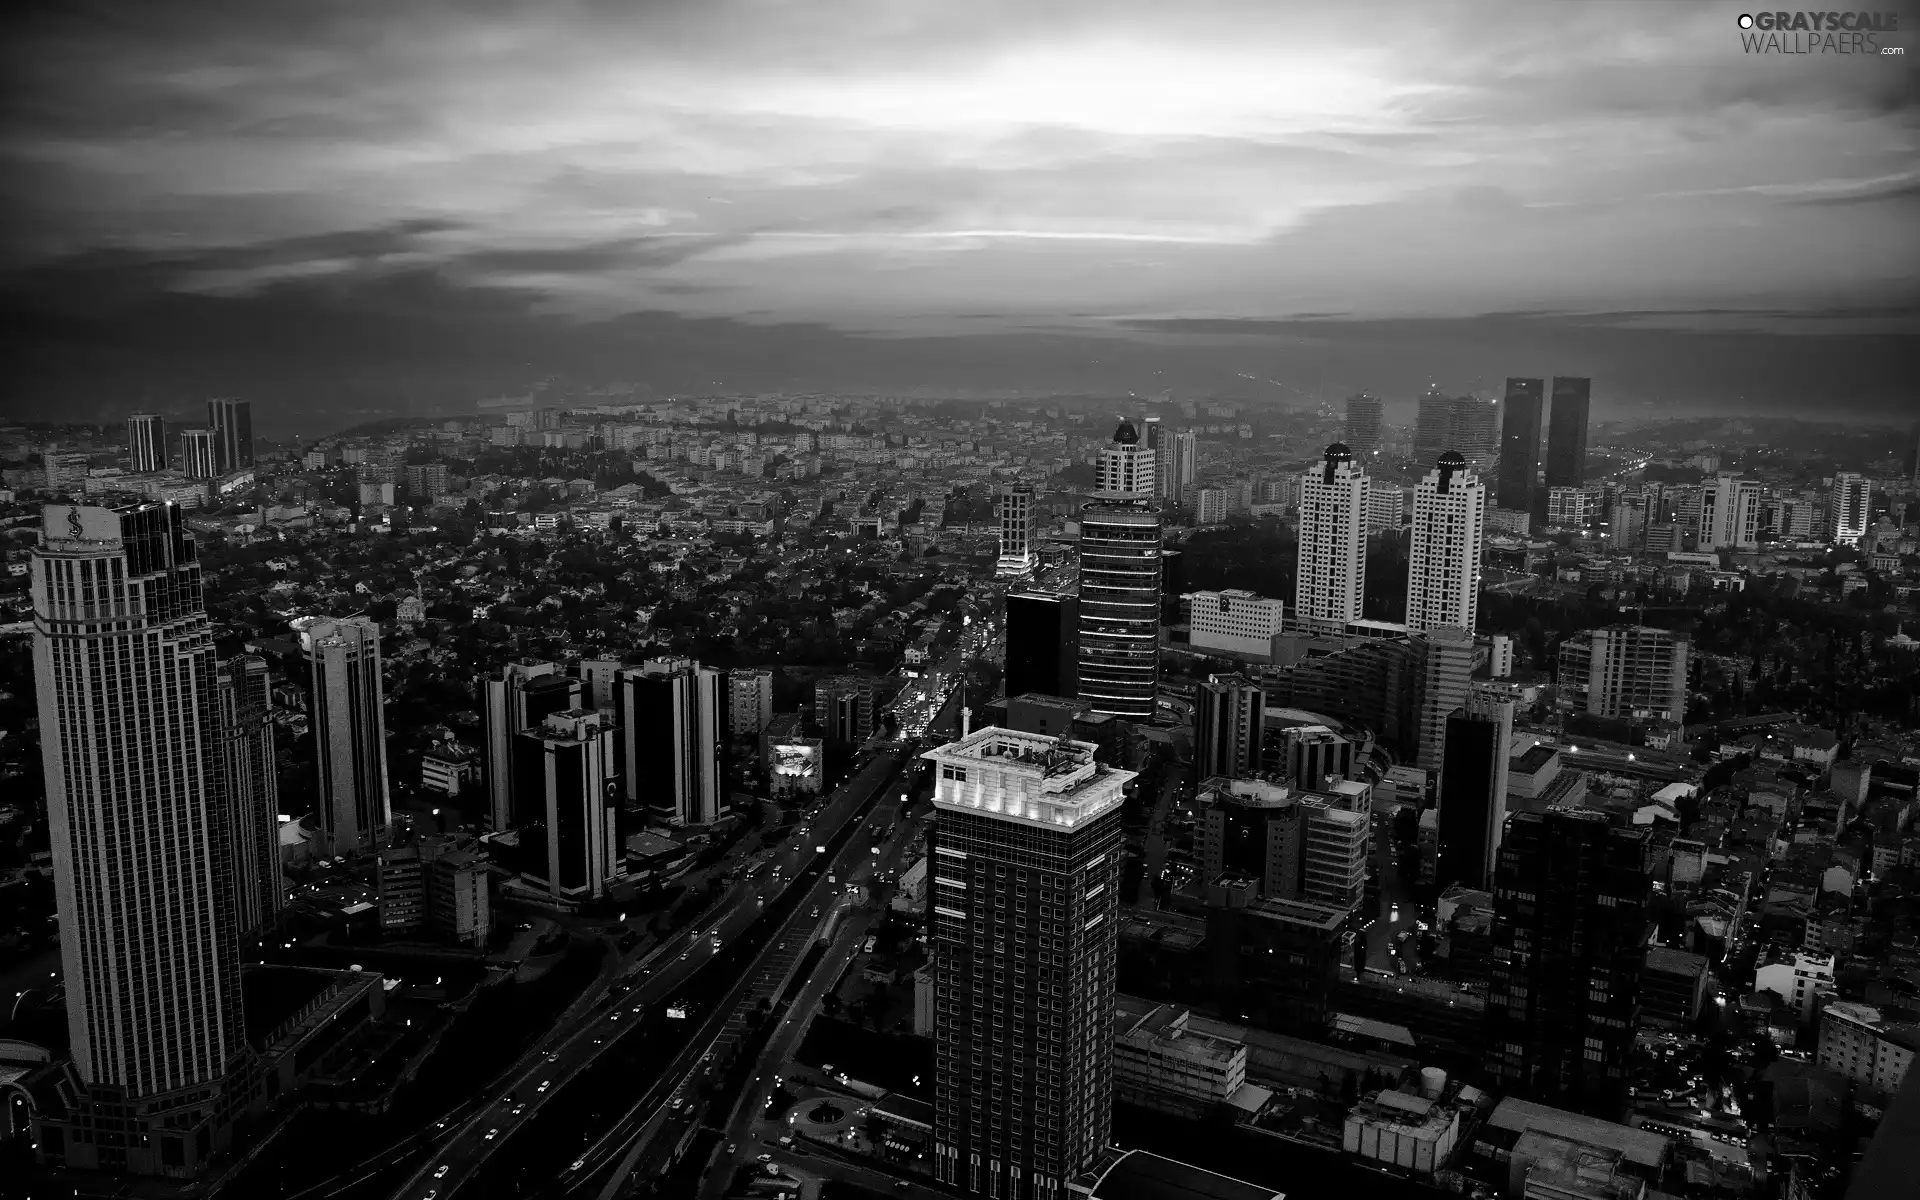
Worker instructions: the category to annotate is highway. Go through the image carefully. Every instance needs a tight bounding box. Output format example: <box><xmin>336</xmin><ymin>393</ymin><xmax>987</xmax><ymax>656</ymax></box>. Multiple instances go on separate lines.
<box><xmin>388</xmin><ymin>751</ymin><xmax>908</xmax><ymax>1200</ymax></box>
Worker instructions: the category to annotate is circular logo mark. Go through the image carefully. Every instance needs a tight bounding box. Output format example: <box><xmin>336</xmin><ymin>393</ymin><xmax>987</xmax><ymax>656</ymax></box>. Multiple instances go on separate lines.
<box><xmin>1737</xmin><ymin>14</ymin><xmax>1754</xmax><ymax>28</ymax></box>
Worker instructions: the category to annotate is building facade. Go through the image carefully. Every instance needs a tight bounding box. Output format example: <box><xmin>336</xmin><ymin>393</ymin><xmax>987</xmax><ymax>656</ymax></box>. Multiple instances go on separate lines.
<box><xmin>1828</xmin><ymin>472</ymin><xmax>1870</xmax><ymax>545</ymax></box>
<box><xmin>216</xmin><ymin>654</ymin><xmax>282</xmax><ymax>937</ymax></box>
<box><xmin>1194</xmin><ymin>673</ymin><xmax>1264</xmax><ymax>782</ymax></box>
<box><xmin>180</xmin><ymin>428</ymin><xmax>217</xmax><ymax>480</ymax></box>
<box><xmin>1295</xmin><ymin>444</ymin><xmax>1369</xmax><ymax>633</ymax></box>
<box><xmin>1556</xmin><ymin>626</ymin><xmax>1689</xmax><ymax>728</ymax></box>
<box><xmin>1544</xmin><ymin>377</ymin><xmax>1590</xmax><ymax>491</ymax></box>
<box><xmin>481</xmin><ymin>660</ymin><xmax>580</xmax><ymax>832</ymax></box>
<box><xmin>616</xmin><ymin>658</ymin><xmax>724</xmax><ymax>826</ymax></box>
<box><xmin>127</xmin><ymin>412</ymin><xmax>168</xmax><ymax>474</ymax></box>
<box><xmin>1344</xmin><ymin>394</ymin><xmax>1384</xmax><ymax>458</ymax></box>
<box><xmin>293</xmin><ymin>615</ymin><xmax>391</xmax><ymax>857</ymax></box>
<box><xmin>1496</xmin><ymin>377</ymin><xmax>1544</xmax><ymax>518</ymax></box>
<box><xmin>1078</xmin><ymin>428</ymin><xmax>1162</xmax><ymax>720</ymax></box>
<box><xmin>728</xmin><ymin>667</ymin><xmax>774</xmax><ymax>736</ymax></box>
<box><xmin>998</xmin><ymin>484</ymin><xmax>1038</xmax><ymax>577</ymax></box>
<box><xmin>1006</xmin><ymin>591</ymin><xmax>1078</xmax><ymax>701</ymax></box>
<box><xmin>206</xmin><ymin>398</ymin><xmax>254</xmax><ymax>474</ymax></box>
<box><xmin>511</xmin><ymin>709</ymin><xmax>622</xmax><ymax>901</ymax></box>
<box><xmin>1434</xmin><ymin>692</ymin><xmax>1513</xmax><ymax>892</ymax></box>
<box><xmin>1187</xmin><ymin>589</ymin><xmax>1284</xmax><ymax>659</ymax></box>
<box><xmin>1406</xmin><ymin>452</ymin><xmax>1486</xmax><ymax>636</ymax></box>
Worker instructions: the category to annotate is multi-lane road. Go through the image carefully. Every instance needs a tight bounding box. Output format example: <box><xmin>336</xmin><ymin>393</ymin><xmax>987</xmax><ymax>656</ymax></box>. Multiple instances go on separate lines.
<box><xmin>389</xmin><ymin>752</ymin><xmax>909</xmax><ymax>1200</ymax></box>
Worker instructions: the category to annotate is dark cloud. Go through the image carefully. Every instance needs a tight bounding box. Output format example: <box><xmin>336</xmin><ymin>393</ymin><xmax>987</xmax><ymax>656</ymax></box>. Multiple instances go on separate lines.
<box><xmin>457</xmin><ymin>234</ymin><xmax>750</xmax><ymax>274</ymax></box>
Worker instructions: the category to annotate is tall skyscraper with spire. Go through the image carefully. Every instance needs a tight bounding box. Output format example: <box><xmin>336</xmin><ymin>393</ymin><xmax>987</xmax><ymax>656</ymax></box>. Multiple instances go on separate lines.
<box><xmin>1078</xmin><ymin>420</ymin><xmax>1162</xmax><ymax>720</ymax></box>
<box><xmin>1495</xmin><ymin>377</ymin><xmax>1544</xmax><ymax>517</ymax></box>
<box><xmin>924</xmin><ymin>726</ymin><xmax>1133</xmax><ymax>1199</ymax></box>
<box><xmin>1406</xmin><ymin>451</ymin><xmax>1487</xmax><ymax>635</ymax></box>
<box><xmin>294</xmin><ymin>615</ymin><xmax>392</xmax><ymax>856</ymax></box>
<box><xmin>31</xmin><ymin>500</ymin><xmax>251</xmax><ymax>1176</ymax></box>
<box><xmin>1295</xmin><ymin>443</ymin><xmax>1370</xmax><ymax>634</ymax></box>
<box><xmin>127</xmin><ymin>412</ymin><xmax>168</xmax><ymax>474</ymax></box>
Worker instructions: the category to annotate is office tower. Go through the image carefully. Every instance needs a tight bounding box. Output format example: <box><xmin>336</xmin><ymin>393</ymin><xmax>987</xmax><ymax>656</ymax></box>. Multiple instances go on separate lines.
<box><xmin>813</xmin><ymin>675</ymin><xmax>881</xmax><ymax>743</ymax></box>
<box><xmin>1405</xmin><ymin>452</ymin><xmax>1487</xmax><ymax>635</ymax></box>
<box><xmin>1829</xmin><ymin>472</ymin><xmax>1871</xmax><ymax>545</ymax></box>
<box><xmin>206</xmin><ymin>397</ymin><xmax>254</xmax><ymax>474</ymax></box>
<box><xmin>1415</xmin><ymin>626</ymin><xmax>1476</xmax><ymax>773</ymax></box>
<box><xmin>1556</xmin><ymin>626</ymin><xmax>1689</xmax><ymax>727</ymax></box>
<box><xmin>180</xmin><ymin>427</ymin><xmax>217</xmax><ymax>479</ymax></box>
<box><xmin>1413</xmin><ymin>386</ymin><xmax>1452</xmax><ymax>466</ymax></box>
<box><xmin>1141</xmin><ymin>415</ymin><xmax>1162</xmax><ymax>453</ymax></box>
<box><xmin>31</xmin><ymin>501</ymin><xmax>249</xmax><ymax>1176</ymax></box>
<box><xmin>1295</xmin><ymin>443</ymin><xmax>1369</xmax><ymax>634</ymax></box>
<box><xmin>1187</xmin><ymin>589</ymin><xmax>1285</xmax><ymax>658</ymax></box>
<box><xmin>216</xmin><ymin>655</ymin><xmax>281</xmax><ymax>937</ymax></box>
<box><xmin>924</xmin><ymin>727</ymin><xmax>1133</xmax><ymax>1198</ymax></box>
<box><xmin>728</xmin><ymin>667</ymin><xmax>775</xmax><ymax>735</ymax></box>
<box><xmin>481</xmin><ymin>660</ymin><xmax>580</xmax><ymax>832</ymax></box>
<box><xmin>1705</xmin><ymin>473</ymin><xmax>1760</xmax><ymax>550</ymax></box>
<box><xmin>1448</xmin><ymin>397</ymin><xmax>1500</xmax><ymax>476</ymax></box>
<box><xmin>1005</xmin><ymin>591</ymin><xmax>1079</xmax><ymax>700</ymax></box>
<box><xmin>615</xmin><ymin>658</ymin><xmax>724</xmax><ymax>825</ymax></box>
<box><xmin>1198</xmin><ymin>779</ymin><xmax>1366</xmax><ymax>911</ymax></box>
<box><xmin>1157</xmin><ymin>430</ymin><xmax>1196</xmax><ymax>505</ymax></box>
<box><xmin>294</xmin><ymin>616</ymin><xmax>391</xmax><ymax>857</ymax></box>
<box><xmin>997</xmin><ymin>484</ymin><xmax>1038</xmax><ymax>577</ymax></box>
<box><xmin>1544</xmin><ymin>377</ymin><xmax>1591</xmax><ymax>490</ymax></box>
<box><xmin>511</xmin><ymin>709</ymin><xmax>621</xmax><ymax>900</ymax></box>
<box><xmin>1095</xmin><ymin>419</ymin><xmax>1155</xmax><ymax>498</ymax></box>
<box><xmin>1270</xmin><ymin>724</ymin><xmax>1354</xmax><ymax>790</ymax></box>
<box><xmin>572</xmin><ymin>658</ymin><xmax>621</xmax><ymax>712</ymax></box>
<box><xmin>1344</xmin><ymin>393</ymin><xmax>1383</xmax><ymax>457</ymax></box>
<box><xmin>1486</xmin><ymin>809</ymin><xmax>1652</xmax><ymax>1119</ymax></box>
<box><xmin>1433</xmin><ymin>692</ymin><xmax>1513</xmax><ymax>892</ymax></box>
<box><xmin>1495</xmin><ymin>378</ymin><xmax>1544</xmax><ymax>517</ymax></box>
<box><xmin>127</xmin><ymin>412</ymin><xmax>168</xmax><ymax>474</ymax></box>
<box><xmin>1195</xmin><ymin>673</ymin><xmax>1264</xmax><ymax>780</ymax></box>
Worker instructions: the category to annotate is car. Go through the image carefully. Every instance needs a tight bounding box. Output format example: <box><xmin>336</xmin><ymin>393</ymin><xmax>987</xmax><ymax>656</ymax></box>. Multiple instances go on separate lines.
<box><xmin>546</xmin><ymin>1050</ymin><xmax>559</xmax><ymax>1061</ymax></box>
<box><xmin>610</xmin><ymin>1013</ymin><xmax>620</xmax><ymax>1021</ymax></box>
<box><xmin>812</xmin><ymin>907</ymin><xmax>821</xmax><ymax>918</ymax></box>
<box><xmin>727</xmin><ymin>1142</ymin><xmax>737</xmax><ymax>1154</ymax></box>
<box><xmin>512</xmin><ymin>1104</ymin><xmax>526</xmax><ymax>1115</ymax></box>
<box><xmin>434</xmin><ymin>1165</ymin><xmax>450</xmax><ymax>1178</ymax></box>
<box><xmin>758</xmin><ymin>1153</ymin><xmax>774</xmax><ymax>1163</ymax></box>
<box><xmin>896</xmin><ymin>1184</ymin><xmax>912</xmax><ymax>1192</ymax></box>
<box><xmin>538</xmin><ymin>1080</ymin><xmax>552</xmax><ymax>1093</ymax></box>
<box><xmin>570</xmin><ymin>1158</ymin><xmax>587</xmax><ymax>1171</ymax></box>
<box><xmin>484</xmin><ymin>1128</ymin><xmax>500</xmax><ymax>1141</ymax></box>
<box><xmin>423</xmin><ymin>1192</ymin><xmax>437</xmax><ymax>1200</ymax></box>
<box><xmin>680</xmin><ymin>950</ymin><xmax>689</xmax><ymax>960</ymax></box>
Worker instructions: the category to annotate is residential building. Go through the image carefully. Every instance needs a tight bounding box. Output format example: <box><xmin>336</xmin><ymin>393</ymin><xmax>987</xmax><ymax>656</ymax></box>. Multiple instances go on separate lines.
<box><xmin>1829</xmin><ymin>472</ymin><xmax>1871</xmax><ymax>545</ymax></box>
<box><xmin>376</xmin><ymin>847</ymin><xmax>426</xmax><ymax>934</ymax></box>
<box><xmin>924</xmin><ymin>727</ymin><xmax>1134</xmax><ymax>1198</ymax></box>
<box><xmin>1544</xmin><ymin>377</ymin><xmax>1591</xmax><ymax>492</ymax></box>
<box><xmin>207</xmin><ymin>397</ymin><xmax>254</xmax><ymax>474</ymax></box>
<box><xmin>1344</xmin><ymin>393</ymin><xmax>1383</xmax><ymax>458</ymax></box>
<box><xmin>293</xmin><ymin>615</ymin><xmax>391</xmax><ymax>857</ymax></box>
<box><xmin>1817</xmin><ymin>1002</ymin><xmax>1920</xmax><ymax>1097</ymax></box>
<box><xmin>998</xmin><ymin>484</ymin><xmax>1038</xmax><ymax>577</ymax></box>
<box><xmin>1449</xmin><ymin>396</ymin><xmax>1500</xmax><ymax>476</ymax></box>
<box><xmin>1546</xmin><ymin>487</ymin><xmax>1588</xmax><ymax>529</ymax></box>
<box><xmin>1416</xmin><ymin>626</ymin><xmax>1477</xmax><ymax>773</ymax></box>
<box><xmin>1095</xmin><ymin>419</ymin><xmax>1155</xmax><ymax>498</ymax></box>
<box><xmin>1187</xmin><ymin>589</ymin><xmax>1284</xmax><ymax>659</ymax></box>
<box><xmin>1194</xmin><ymin>487</ymin><xmax>1229</xmax><ymax>525</ymax></box>
<box><xmin>1269</xmin><ymin>724</ymin><xmax>1354</xmax><ymax>791</ymax></box>
<box><xmin>1435</xmin><ymin>692</ymin><xmax>1514</xmax><ymax>892</ymax></box>
<box><xmin>1158</xmin><ymin>431</ymin><xmax>1196</xmax><ymax>506</ymax></box>
<box><xmin>127</xmin><ymin>412</ymin><xmax>167</xmax><ymax>474</ymax></box>
<box><xmin>1413</xmin><ymin>387</ymin><xmax>1453</xmax><ymax>468</ymax></box>
<box><xmin>1294</xmin><ymin>443</ymin><xmax>1369</xmax><ymax>633</ymax></box>
<box><xmin>813</xmin><ymin>674</ymin><xmax>882</xmax><ymax>743</ymax></box>
<box><xmin>424</xmin><ymin>841</ymin><xmax>491</xmax><ymax>948</ymax></box>
<box><xmin>1556</xmin><ymin>626</ymin><xmax>1689</xmax><ymax>728</ymax></box>
<box><xmin>511</xmin><ymin>709</ymin><xmax>622</xmax><ymax>901</ymax></box>
<box><xmin>1006</xmin><ymin>591</ymin><xmax>1078</xmax><ymax>701</ymax></box>
<box><xmin>1195</xmin><ymin>674</ymin><xmax>1264</xmax><ymax>781</ymax></box>
<box><xmin>1704</xmin><ymin>473</ymin><xmax>1761</xmax><ymax>550</ymax></box>
<box><xmin>481</xmin><ymin>660</ymin><xmax>580</xmax><ymax>832</ymax></box>
<box><xmin>1754</xmin><ymin>950</ymin><xmax>1836</xmax><ymax>1025</ymax></box>
<box><xmin>1405</xmin><ymin>452</ymin><xmax>1486</xmax><ymax>635</ymax></box>
<box><xmin>1640</xmin><ymin>947</ymin><xmax>1709</xmax><ymax>1030</ymax></box>
<box><xmin>1496</xmin><ymin>377</ymin><xmax>1544</xmax><ymax>520</ymax></box>
<box><xmin>216</xmin><ymin>655</ymin><xmax>281</xmax><ymax>937</ymax></box>
<box><xmin>616</xmin><ymin>657</ymin><xmax>724</xmax><ymax>825</ymax></box>
<box><xmin>728</xmin><ymin>667</ymin><xmax>774</xmax><ymax>736</ymax></box>
<box><xmin>30</xmin><ymin>501</ymin><xmax>251</xmax><ymax>1177</ymax></box>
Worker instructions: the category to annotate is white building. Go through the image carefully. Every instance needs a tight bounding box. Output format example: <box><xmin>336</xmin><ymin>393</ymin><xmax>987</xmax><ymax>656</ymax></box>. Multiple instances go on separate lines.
<box><xmin>1405</xmin><ymin>452</ymin><xmax>1486</xmax><ymax>635</ymax></box>
<box><xmin>1113</xmin><ymin>1004</ymin><xmax>1254</xmax><ymax>1119</ymax></box>
<box><xmin>1194</xmin><ymin>486</ymin><xmax>1230</xmax><ymax>525</ymax></box>
<box><xmin>1754</xmin><ymin>950</ymin><xmax>1836</xmax><ymax>1024</ymax></box>
<box><xmin>1188</xmin><ymin>589</ymin><xmax>1285</xmax><ymax>658</ymax></box>
<box><xmin>1343</xmin><ymin>1089</ymin><xmax>1461</xmax><ymax>1175</ymax></box>
<box><xmin>1828</xmin><ymin>472</ymin><xmax>1870</xmax><ymax>545</ymax></box>
<box><xmin>1295</xmin><ymin>443</ymin><xmax>1370</xmax><ymax>633</ymax></box>
<box><xmin>1704</xmin><ymin>473</ymin><xmax>1761</xmax><ymax>550</ymax></box>
<box><xmin>1096</xmin><ymin>422</ymin><xmax>1156</xmax><ymax>498</ymax></box>
<box><xmin>996</xmin><ymin>484</ymin><xmax>1037</xmax><ymax>576</ymax></box>
<box><xmin>728</xmin><ymin>667</ymin><xmax>774</xmax><ymax>735</ymax></box>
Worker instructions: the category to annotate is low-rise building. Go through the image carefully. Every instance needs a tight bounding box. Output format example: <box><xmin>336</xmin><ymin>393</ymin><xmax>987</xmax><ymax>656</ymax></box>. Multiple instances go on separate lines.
<box><xmin>1817</xmin><ymin>1001</ymin><xmax>1920</xmax><ymax>1098</ymax></box>
<box><xmin>1112</xmin><ymin>1003</ymin><xmax>1259</xmax><ymax>1119</ymax></box>
<box><xmin>1343</xmin><ymin>1087</ymin><xmax>1461</xmax><ymax>1174</ymax></box>
<box><xmin>1640</xmin><ymin>946</ymin><xmax>1710</xmax><ymax>1029</ymax></box>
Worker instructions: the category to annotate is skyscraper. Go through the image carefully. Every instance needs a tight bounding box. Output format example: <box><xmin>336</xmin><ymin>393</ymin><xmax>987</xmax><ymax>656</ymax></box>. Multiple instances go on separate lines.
<box><xmin>615</xmin><ymin>658</ymin><xmax>724</xmax><ymax>825</ymax></box>
<box><xmin>1415</xmin><ymin>625</ymin><xmax>1476</xmax><ymax>773</ymax></box>
<box><xmin>1405</xmin><ymin>452</ymin><xmax>1487</xmax><ymax>635</ymax></box>
<box><xmin>293</xmin><ymin>615</ymin><xmax>391</xmax><ymax>857</ymax></box>
<box><xmin>1157</xmin><ymin>430</ymin><xmax>1196</xmax><ymax>505</ymax></box>
<box><xmin>1433</xmin><ymin>691</ymin><xmax>1513</xmax><ymax>892</ymax></box>
<box><xmin>1486</xmin><ymin>809</ymin><xmax>1652</xmax><ymax>1120</ymax></box>
<box><xmin>997</xmin><ymin>484</ymin><xmax>1038</xmax><ymax>577</ymax></box>
<box><xmin>127</xmin><ymin>412</ymin><xmax>168</xmax><ymax>474</ymax></box>
<box><xmin>1078</xmin><ymin>421</ymin><xmax>1162</xmax><ymax>720</ymax></box>
<box><xmin>1294</xmin><ymin>443</ymin><xmax>1369</xmax><ymax>634</ymax></box>
<box><xmin>728</xmin><ymin>667</ymin><xmax>774</xmax><ymax>735</ymax></box>
<box><xmin>1905</xmin><ymin>422</ymin><xmax>1920</xmax><ymax>486</ymax></box>
<box><xmin>1495</xmin><ymin>378</ymin><xmax>1544</xmax><ymax>517</ymax></box>
<box><xmin>32</xmin><ymin>501</ymin><xmax>250</xmax><ymax>1176</ymax></box>
<box><xmin>1343</xmin><ymin>393</ymin><xmax>1383</xmax><ymax>458</ymax></box>
<box><xmin>1556</xmin><ymin>626</ymin><xmax>1689</xmax><ymax>729</ymax></box>
<box><xmin>511</xmin><ymin>709</ymin><xmax>622</xmax><ymax>901</ymax></box>
<box><xmin>216</xmin><ymin>654</ymin><xmax>282</xmax><ymax>936</ymax></box>
<box><xmin>482</xmin><ymin>660</ymin><xmax>581</xmax><ymax>832</ymax></box>
<box><xmin>1005</xmin><ymin>591</ymin><xmax>1078</xmax><ymax>700</ymax></box>
<box><xmin>1704</xmin><ymin>472</ymin><xmax>1760</xmax><ymax>550</ymax></box>
<box><xmin>1828</xmin><ymin>471</ymin><xmax>1871</xmax><ymax>545</ymax></box>
<box><xmin>924</xmin><ymin>727</ymin><xmax>1133</xmax><ymax>1198</ymax></box>
<box><xmin>1141</xmin><ymin>415</ymin><xmax>1162</xmax><ymax>453</ymax></box>
<box><xmin>1413</xmin><ymin>386</ymin><xmax>1452</xmax><ymax>466</ymax></box>
<box><xmin>1195</xmin><ymin>673</ymin><xmax>1264</xmax><ymax>781</ymax></box>
<box><xmin>1448</xmin><ymin>397</ymin><xmax>1500</xmax><ymax>476</ymax></box>
<box><xmin>206</xmin><ymin>397</ymin><xmax>254</xmax><ymax>474</ymax></box>
<box><xmin>1544</xmin><ymin>377</ymin><xmax>1591</xmax><ymax>490</ymax></box>
<box><xmin>180</xmin><ymin>427</ymin><xmax>217</xmax><ymax>479</ymax></box>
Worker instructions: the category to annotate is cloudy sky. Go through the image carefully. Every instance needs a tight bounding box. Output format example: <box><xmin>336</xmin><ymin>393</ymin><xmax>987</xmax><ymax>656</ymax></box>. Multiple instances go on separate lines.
<box><xmin>2</xmin><ymin>0</ymin><xmax>1915</xmax><ymax>428</ymax></box>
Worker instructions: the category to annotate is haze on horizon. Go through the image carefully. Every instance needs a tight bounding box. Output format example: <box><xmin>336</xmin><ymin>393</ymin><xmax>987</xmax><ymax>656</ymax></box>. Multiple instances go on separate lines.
<box><xmin>1</xmin><ymin>0</ymin><xmax>1915</xmax><ymax>430</ymax></box>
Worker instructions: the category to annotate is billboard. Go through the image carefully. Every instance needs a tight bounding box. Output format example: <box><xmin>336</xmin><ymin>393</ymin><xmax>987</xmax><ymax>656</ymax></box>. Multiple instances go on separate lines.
<box><xmin>768</xmin><ymin>737</ymin><xmax>824</xmax><ymax>796</ymax></box>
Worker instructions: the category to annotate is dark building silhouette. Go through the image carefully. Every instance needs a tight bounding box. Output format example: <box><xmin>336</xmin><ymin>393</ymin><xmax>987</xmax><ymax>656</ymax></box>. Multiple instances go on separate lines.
<box><xmin>1495</xmin><ymin>377</ymin><xmax>1543</xmax><ymax>515</ymax></box>
<box><xmin>1433</xmin><ymin>694</ymin><xmax>1512</xmax><ymax>892</ymax></box>
<box><xmin>1194</xmin><ymin>673</ymin><xmax>1263</xmax><ymax>781</ymax></box>
<box><xmin>1545</xmin><ymin>377</ymin><xmax>1591</xmax><ymax>490</ymax></box>
<box><xmin>207</xmin><ymin>397</ymin><xmax>254</xmax><ymax>474</ymax></box>
<box><xmin>1005</xmin><ymin>591</ymin><xmax>1079</xmax><ymax>700</ymax></box>
<box><xmin>1486</xmin><ymin>808</ymin><xmax>1652</xmax><ymax>1121</ymax></box>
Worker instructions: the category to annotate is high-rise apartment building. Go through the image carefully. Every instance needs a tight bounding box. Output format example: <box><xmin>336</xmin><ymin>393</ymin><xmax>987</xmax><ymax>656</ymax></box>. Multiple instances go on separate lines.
<box><xmin>1193</xmin><ymin>486</ymin><xmax>1229</xmax><ymax>526</ymax></box>
<box><xmin>1006</xmin><ymin>591</ymin><xmax>1079</xmax><ymax>701</ymax></box>
<box><xmin>206</xmin><ymin>397</ymin><xmax>254</xmax><ymax>474</ymax></box>
<box><xmin>1195</xmin><ymin>673</ymin><xmax>1264</xmax><ymax>781</ymax></box>
<box><xmin>1609</xmin><ymin>492</ymin><xmax>1649</xmax><ymax>550</ymax></box>
<box><xmin>1704</xmin><ymin>473</ymin><xmax>1760</xmax><ymax>550</ymax></box>
<box><xmin>1344</xmin><ymin>394</ymin><xmax>1384</xmax><ymax>458</ymax></box>
<box><xmin>481</xmin><ymin>660</ymin><xmax>581</xmax><ymax>832</ymax></box>
<box><xmin>1433</xmin><ymin>692</ymin><xmax>1513</xmax><ymax>892</ymax></box>
<box><xmin>216</xmin><ymin>655</ymin><xmax>281</xmax><ymax>936</ymax></box>
<box><xmin>1294</xmin><ymin>444</ymin><xmax>1369</xmax><ymax>634</ymax></box>
<box><xmin>1157</xmin><ymin>431</ymin><xmax>1196</xmax><ymax>505</ymax></box>
<box><xmin>1495</xmin><ymin>378</ymin><xmax>1544</xmax><ymax>518</ymax></box>
<box><xmin>31</xmin><ymin>501</ymin><xmax>251</xmax><ymax>1176</ymax></box>
<box><xmin>1828</xmin><ymin>472</ymin><xmax>1871</xmax><ymax>545</ymax></box>
<box><xmin>616</xmin><ymin>658</ymin><xmax>724</xmax><ymax>825</ymax></box>
<box><xmin>127</xmin><ymin>412</ymin><xmax>168</xmax><ymax>474</ymax></box>
<box><xmin>924</xmin><ymin>727</ymin><xmax>1133</xmax><ymax>1199</ymax></box>
<box><xmin>1555</xmin><ymin>626</ymin><xmax>1689</xmax><ymax>728</ymax></box>
<box><xmin>1413</xmin><ymin>387</ymin><xmax>1452</xmax><ymax>467</ymax></box>
<box><xmin>1415</xmin><ymin>626</ymin><xmax>1476</xmax><ymax>773</ymax></box>
<box><xmin>1095</xmin><ymin>420</ymin><xmax>1156</xmax><ymax>498</ymax></box>
<box><xmin>1078</xmin><ymin>422</ymin><xmax>1161</xmax><ymax>720</ymax></box>
<box><xmin>1486</xmin><ymin>809</ymin><xmax>1652</xmax><ymax>1120</ymax></box>
<box><xmin>511</xmin><ymin>709</ymin><xmax>622</xmax><ymax>901</ymax></box>
<box><xmin>294</xmin><ymin>615</ymin><xmax>391</xmax><ymax>857</ymax></box>
<box><xmin>1545</xmin><ymin>486</ymin><xmax>1589</xmax><ymax>529</ymax></box>
<box><xmin>404</xmin><ymin>462</ymin><xmax>448</xmax><ymax>501</ymax></box>
<box><xmin>180</xmin><ymin>427</ymin><xmax>217</xmax><ymax>480</ymax></box>
<box><xmin>1544</xmin><ymin>377</ymin><xmax>1590</xmax><ymax>490</ymax></box>
<box><xmin>997</xmin><ymin>484</ymin><xmax>1038</xmax><ymax>577</ymax></box>
<box><xmin>1405</xmin><ymin>452</ymin><xmax>1486</xmax><ymax>635</ymax></box>
<box><xmin>728</xmin><ymin>667</ymin><xmax>774</xmax><ymax>735</ymax></box>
